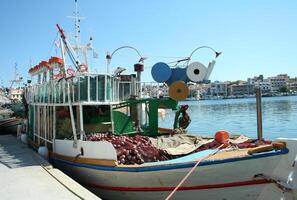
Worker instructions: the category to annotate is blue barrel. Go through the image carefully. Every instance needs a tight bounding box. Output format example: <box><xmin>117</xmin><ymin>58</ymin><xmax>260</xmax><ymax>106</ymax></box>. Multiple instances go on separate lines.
<box><xmin>151</xmin><ymin>62</ymin><xmax>172</xmax><ymax>83</ymax></box>
<box><xmin>166</xmin><ymin>67</ymin><xmax>189</xmax><ymax>86</ymax></box>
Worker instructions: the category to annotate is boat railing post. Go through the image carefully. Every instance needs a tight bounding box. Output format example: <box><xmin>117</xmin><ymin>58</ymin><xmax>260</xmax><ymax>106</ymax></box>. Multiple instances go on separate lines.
<box><xmin>72</xmin><ymin>79</ymin><xmax>75</xmax><ymax>103</ymax></box>
<box><xmin>37</xmin><ymin>105</ymin><xmax>40</xmax><ymax>145</ymax></box>
<box><xmin>255</xmin><ymin>87</ymin><xmax>263</xmax><ymax>144</ymax></box>
<box><xmin>44</xmin><ymin>106</ymin><xmax>47</xmax><ymax>146</ymax></box>
<box><xmin>110</xmin><ymin>103</ymin><xmax>115</xmax><ymax>134</ymax></box>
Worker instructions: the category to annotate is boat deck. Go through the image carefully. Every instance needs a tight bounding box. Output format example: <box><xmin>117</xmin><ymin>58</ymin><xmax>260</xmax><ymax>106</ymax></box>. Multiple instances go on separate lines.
<box><xmin>0</xmin><ymin>134</ymin><xmax>100</xmax><ymax>200</ymax></box>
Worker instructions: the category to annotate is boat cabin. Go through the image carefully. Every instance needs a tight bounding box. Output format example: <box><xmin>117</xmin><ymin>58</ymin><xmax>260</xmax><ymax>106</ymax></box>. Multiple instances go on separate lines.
<box><xmin>25</xmin><ymin>58</ymin><xmax>178</xmax><ymax>152</ymax></box>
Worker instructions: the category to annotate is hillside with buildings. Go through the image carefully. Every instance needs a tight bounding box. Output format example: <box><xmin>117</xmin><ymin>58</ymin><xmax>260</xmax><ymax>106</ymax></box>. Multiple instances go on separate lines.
<box><xmin>143</xmin><ymin>74</ymin><xmax>297</xmax><ymax>100</ymax></box>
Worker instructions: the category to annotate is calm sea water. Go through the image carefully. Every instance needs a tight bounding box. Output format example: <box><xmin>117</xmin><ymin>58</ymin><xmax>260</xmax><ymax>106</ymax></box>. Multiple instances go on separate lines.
<box><xmin>159</xmin><ymin>96</ymin><xmax>297</xmax><ymax>139</ymax></box>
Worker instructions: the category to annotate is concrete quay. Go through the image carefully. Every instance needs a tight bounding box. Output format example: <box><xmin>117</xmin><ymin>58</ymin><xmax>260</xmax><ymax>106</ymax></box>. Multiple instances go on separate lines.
<box><xmin>0</xmin><ymin>134</ymin><xmax>101</xmax><ymax>200</ymax></box>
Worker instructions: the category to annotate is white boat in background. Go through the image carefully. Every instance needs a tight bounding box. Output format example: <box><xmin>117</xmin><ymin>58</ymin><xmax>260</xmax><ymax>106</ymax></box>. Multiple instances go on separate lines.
<box><xmin>0</xmin><ymin>94</ymin><xmax>10</xmax><ymax>105</ymax></box>
<box><xmin>0</xmin><ymin>117</ymin><xmax>22</xmax><ymax>133</ymax></box>
<box><xmin>24</xmin><ymin>1</ymin><xmax>297</xmax><ymax>199</ymax></box>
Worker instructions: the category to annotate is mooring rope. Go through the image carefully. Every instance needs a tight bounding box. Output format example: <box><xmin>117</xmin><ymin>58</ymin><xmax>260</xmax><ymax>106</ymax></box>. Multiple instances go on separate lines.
<box><xmin>165</xmin><ymin>144</ymin><xmax>225</xmax><ymax>200</ymax></box>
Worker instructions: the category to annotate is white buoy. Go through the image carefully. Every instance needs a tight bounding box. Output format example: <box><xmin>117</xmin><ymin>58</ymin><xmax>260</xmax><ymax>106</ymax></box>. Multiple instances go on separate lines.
<box><xmin>20</xmin><ymin>134</ymin><xmax>28</xmax><ymax>144</ymax></box>
<box><xmin>186</xmin><ymin>62</ymin><xmax>207</xmax><ymax>82</ymax></box>
<box><xmin>38</xmin><ymin>146</ymin><xmax>49</xmax><ymax>160</ymax></box>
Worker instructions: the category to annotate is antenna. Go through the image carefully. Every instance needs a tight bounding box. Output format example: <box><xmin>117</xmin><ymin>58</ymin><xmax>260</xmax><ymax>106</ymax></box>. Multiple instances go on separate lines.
<box><xmin>60</xmin><ymin>0</ymin><xmax>92</xmax><ymax>72</ymax></box>
<box><xmin>74</xmin><ymin>0</ymin><xmax>80</xmax><ymax>47</ymax></box>
<box><xmin>67</xmin><ymin>0</ymin><xmax>85</xmax><ymax>52</ymax></box>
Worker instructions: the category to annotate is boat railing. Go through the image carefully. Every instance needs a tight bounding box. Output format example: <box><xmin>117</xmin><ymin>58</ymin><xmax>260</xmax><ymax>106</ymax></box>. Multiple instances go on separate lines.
<box><xmin>26</xmin><ymin>73</ymin><xmax>139</xmax><ymax>105</ymax></box>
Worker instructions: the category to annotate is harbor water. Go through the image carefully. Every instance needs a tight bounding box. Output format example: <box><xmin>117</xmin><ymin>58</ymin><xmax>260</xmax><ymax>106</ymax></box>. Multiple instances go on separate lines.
<box><xmin>159</xmin><ymin>96</ymin><xmax>297</xmax><ymax>139</ymax></box>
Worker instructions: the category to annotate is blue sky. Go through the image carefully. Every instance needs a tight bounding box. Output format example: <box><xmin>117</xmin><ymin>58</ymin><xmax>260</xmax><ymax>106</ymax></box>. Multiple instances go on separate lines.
<box><xmin>0</xmin><ymin>0</ymin><xmax>296</xmax><ymax>86</ymax></box>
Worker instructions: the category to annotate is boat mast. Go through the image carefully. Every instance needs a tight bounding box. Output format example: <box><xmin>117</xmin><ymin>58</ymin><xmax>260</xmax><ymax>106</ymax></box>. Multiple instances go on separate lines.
<box><xmin>67</xmin><ymin>0</ymin><xmax>92</xmax><ymax>71</ymax></box>
<box><xmin>9</xmin><ymin>63</ymin><xmax>23</xmax><ymax>89</ymax></box>
<box><xmin>74</xmin><ymin>0</ymin><xmax>80</xmax><ymax>51</ymax></box>
<box><xmin>8</xmin><ymin>63</ymin><xmax>23</xmax><ymax>100</ymax></box>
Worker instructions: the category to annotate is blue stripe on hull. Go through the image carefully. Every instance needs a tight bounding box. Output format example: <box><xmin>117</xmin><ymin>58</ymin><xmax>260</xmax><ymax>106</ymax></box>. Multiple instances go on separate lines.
<box><xmin>50</xmin><ymin>148</ymin><xmax>288</xmax><ymax>172</ymax></box>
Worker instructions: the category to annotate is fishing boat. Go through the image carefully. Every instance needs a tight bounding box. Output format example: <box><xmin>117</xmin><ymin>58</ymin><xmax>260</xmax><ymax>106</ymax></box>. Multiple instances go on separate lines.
<box><xmin>0</xmin><ymin>117</ymin><xmax>22</xmax><ymax>133</ymax></box>
<box><xmin>24</xmin><ymin>2</ymin><xmax>297</xmax><ymax>200</ymax></box>
<box><xmin>0</xmin><ymin>64</ymin><xmax>26</xmax><ymax>134</ymax></box>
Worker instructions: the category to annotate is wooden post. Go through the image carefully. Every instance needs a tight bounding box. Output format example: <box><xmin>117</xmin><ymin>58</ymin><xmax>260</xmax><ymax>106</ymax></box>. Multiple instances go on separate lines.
<box><xmin>255</xmin><ymin>87</ymin><xmax>263</xmax><ymax>144</ymax></box>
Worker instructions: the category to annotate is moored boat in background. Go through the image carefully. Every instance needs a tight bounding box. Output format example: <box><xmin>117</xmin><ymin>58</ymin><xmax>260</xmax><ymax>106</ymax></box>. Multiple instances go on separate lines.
<box><xmin>0</xmin><ymin>117</ymin><xmax>22</xmax><ymax>134</ymax></box>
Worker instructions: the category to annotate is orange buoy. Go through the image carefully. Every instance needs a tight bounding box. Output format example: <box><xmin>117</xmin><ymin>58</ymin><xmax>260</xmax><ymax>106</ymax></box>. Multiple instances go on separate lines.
<box><xmin>168</xmin><ymin>81</ymin><xmax>189</xmax><ymax>101</ymax></box>
<box><xmin>215</xmin><ymin>130</ymin><xmax>230</xmax><ymax>144</ymax></box>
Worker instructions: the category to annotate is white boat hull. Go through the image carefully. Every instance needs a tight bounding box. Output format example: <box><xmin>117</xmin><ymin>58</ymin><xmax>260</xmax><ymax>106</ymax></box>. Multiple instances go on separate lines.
<box><xmin>50</xmin><ymin>143</ymin><xmax>296</xmax><ymax>200</ymax></box>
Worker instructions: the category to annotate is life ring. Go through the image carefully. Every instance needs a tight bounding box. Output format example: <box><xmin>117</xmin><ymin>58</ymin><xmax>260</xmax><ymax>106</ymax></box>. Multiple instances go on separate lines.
<box><xmin>79</xmin><ymin>64</ymin><xmax>88</xmax><ymax>72</ymax></box>
<box><xmin>53</xmin><ymin>73</ymin><xmax>64</xmax><ymax>79</ymax></box>
<box><xmin>66</xmin><ymin>68</ymin><xmax>76</xmax><ymax>76</ymax></box>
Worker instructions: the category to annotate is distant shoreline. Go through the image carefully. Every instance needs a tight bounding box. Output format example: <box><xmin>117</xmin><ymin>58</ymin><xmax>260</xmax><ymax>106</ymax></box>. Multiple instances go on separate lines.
<box><xmin>186</xmin><ymin>93</ymin><xmax>297</xmax><ymax>101</ymax></box>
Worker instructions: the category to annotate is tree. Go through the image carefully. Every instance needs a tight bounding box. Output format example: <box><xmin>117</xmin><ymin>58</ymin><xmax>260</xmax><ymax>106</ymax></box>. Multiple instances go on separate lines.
<box><xmin>279</xmin><ymin>86</ymin><xmax>289</xmax><ymax>93</ymax></box>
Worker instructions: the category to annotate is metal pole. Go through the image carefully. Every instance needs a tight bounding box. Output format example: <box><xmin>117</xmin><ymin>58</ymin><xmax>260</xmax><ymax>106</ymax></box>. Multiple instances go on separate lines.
<box><xmin>137</xmin><ymin>71</ymin><xmax>142</xmax><ymax>127</ymax></box>
<box><xmin>255</xmin><ymin>87</ymin><xmax>263</xmax><ymax>143</ymax></box>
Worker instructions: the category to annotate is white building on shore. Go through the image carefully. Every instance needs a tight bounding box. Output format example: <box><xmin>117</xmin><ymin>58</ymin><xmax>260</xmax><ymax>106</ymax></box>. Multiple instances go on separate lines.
<box><xmin>9</xmin><ymin>88</ymin><xmax>23</xmax><ymax>101</ymax></box>
<box><xmin>268</xmin><ymin>74</ymin><xmax>289</xmax><ymax>93</ymax></box>
<box><xmin>0</xmin><ymin>89</ymin><xmax>10</xmax><ymax>104</ymax></box>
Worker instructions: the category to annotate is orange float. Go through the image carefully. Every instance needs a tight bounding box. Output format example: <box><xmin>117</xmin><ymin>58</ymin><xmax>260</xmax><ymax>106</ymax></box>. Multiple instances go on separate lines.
<box><xmin>214</xmin><ymin>130</ymin><xmax>230</xmax><ymax>144</ymax></box>
<box><xmin>168</xmin><ymin>81</ymin><xmax>189</xmax><ymax>101</ymax></box>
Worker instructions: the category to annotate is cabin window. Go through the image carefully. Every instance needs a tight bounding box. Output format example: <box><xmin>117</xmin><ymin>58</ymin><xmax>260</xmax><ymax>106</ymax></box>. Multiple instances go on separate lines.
<box><xmin>64</xmin><ymin>81</ymin><xmax>69</xmax><ymax>103</ymax></box>
<box><xmin>49</xmin><ymin>81</ymin><xmax>55</xmax><ymax>103</ymax></box>
<box><xmin>90</xmin><ymin>76</ymin><xmax>97</xmax><ymax>101</ymax></box>
<box><xmin>119</xmin><ymin>82</ymin><xmax>131</xmax><ymax>100</ymax></box>
<box><xmin>59</xmin><ymin>81</ymin><xmax>65</xmax><ymax>103</ymax></box>
<box><xmin>44</xmin><ymin>83</ymin><xmax>48</xmax><ymax>103</ymax></box>
<box><xmin>83</xmin><ymin>105</ymin><xmax>111</xmax><ymax>134</ymax></box>
<box><xmin>71</xmin><ymin>77</ymin><xmax>79</xmax><ymax>102</ymax></box>
<box><xmin>79</xmin><ymin>76</ymin><xmax>88</xmax><ymax>101</ymax></box>
<box><xmin>55</xmin><ymin>106</ymin><xmax>77</xmax><ymax>139</ymax></box>
<box><xmin>55</xmin><ymin>81</ymin><xmax>60</xmax><ymax>103</ymax></box>
<box><xmin>98</xmin><ymin>75</ymin><xmax>106</xmax><ymax>101</ymax></box>
<box><xmin>106</xmin><ymin>76</ymin><xmax>112</xmax><ymax>101</ymax></box>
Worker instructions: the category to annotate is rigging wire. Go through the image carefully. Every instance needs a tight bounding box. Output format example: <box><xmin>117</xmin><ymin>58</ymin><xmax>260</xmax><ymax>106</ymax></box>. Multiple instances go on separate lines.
<box><xmin>45</xmin><ymin>32</ymin><xmax>59</xmax><ymax>59</ymax></box>
<box><xmin>143</xmin><ymin>55</ymin><xmax>188</xmax><ymax>59</ymax></box>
